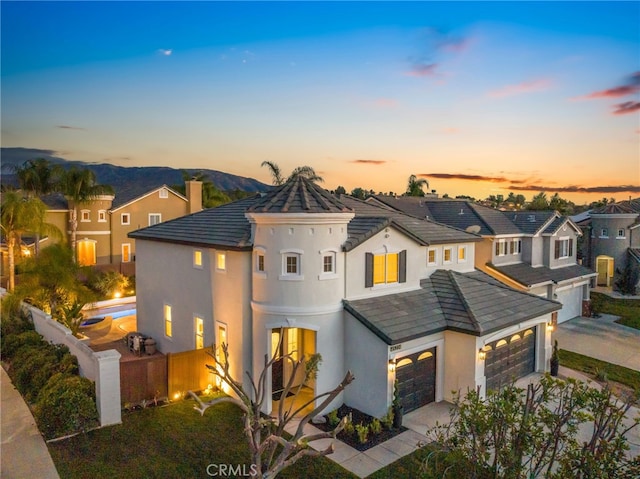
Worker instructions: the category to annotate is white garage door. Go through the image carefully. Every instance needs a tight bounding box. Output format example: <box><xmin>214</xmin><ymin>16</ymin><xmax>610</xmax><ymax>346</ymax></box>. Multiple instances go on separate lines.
<box><xmin>556</xmin><ymin>287</ymin><xmax>582</xmax><ymax>323</ymax></box>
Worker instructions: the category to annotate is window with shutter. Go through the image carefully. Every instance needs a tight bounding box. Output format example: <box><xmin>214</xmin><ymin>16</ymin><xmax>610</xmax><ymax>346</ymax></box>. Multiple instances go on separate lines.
<box><xmin>366</xmin><ymin>250</ymin><xmax>406</xmax><ymax>286</ymax></box>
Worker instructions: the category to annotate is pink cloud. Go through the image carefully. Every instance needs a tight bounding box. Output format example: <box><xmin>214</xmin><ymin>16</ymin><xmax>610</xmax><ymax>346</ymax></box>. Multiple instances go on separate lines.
<box><xmin>612</xmin><ymin>101</ymin><xmax>640</xmax><ymax>115</ymax></box>
<box><xmin>573</xmin><ymin>71</ymin><xmax>640</xmax><ymax>100</ymax></box>
<box><xmin>405</xmin><ymin>63</ymin><xmax>438</xmax><ymax>77</ymax></box>
<box><xmin>488</xmin><ymin>78</ymin><xmax>553</xmax><ymax>98</ymax></box>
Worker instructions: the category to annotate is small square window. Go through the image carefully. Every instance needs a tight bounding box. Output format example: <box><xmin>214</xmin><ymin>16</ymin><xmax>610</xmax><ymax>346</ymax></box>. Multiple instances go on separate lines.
<box><xmin>81</xmin><ymin>210</ymin><xmax>90</xmax><ymax>222</ymax></box>
<box><xmin>443</xmin><ymin>248</ymin><xmax>452</xmax><ymax>263</ymax></box>
<box><xmin>217</xmin><ymin>252</ymin><xmax>226</xmax><ymax>271</ymax></box>
<box><xmin>286</xmin><ymin>255</ymin><xmax>298</xmax><ymax>274</ymax></box>
<box><xmin>427</xmin><ymin>249</ymin><xmax>436</xmax><ymax>265</ymax></box>
<box><xmin>98</xmin><ymin>210</ymin><xmax>107</xmax><ymax>222</ymax></box>
<box><xmin>149</xmin><ymin>213</ymin><xmax>161</xmax><ymax>226</ymax></box>
<box><xmin>458</xmin><ymin>246</ymin><xmax>466</xmax><ymax>262</ymax></box>
<box><xmin>601</xmin><ymin>228</ymin><xmax>609</xmax><ymax>238</ymax></box>
<box><xmin>617</xmin><ymin>229</ymin><xmax>625</xmax><ymax>238</ymax></box>
<box><xmin>121</xmin><ymin>213</ymin><xmax>130</xmax><ymax>225</ymax></box>
<box><xmin>323</xmin><ymin>254</ymin><xmax>334</xmax><ymax>273</ymax></box>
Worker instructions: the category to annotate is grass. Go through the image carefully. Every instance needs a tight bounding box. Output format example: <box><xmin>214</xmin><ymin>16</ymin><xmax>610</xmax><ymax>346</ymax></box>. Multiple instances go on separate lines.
<box><xmin>559</xmin><ymin>349</ymin><xmax>640</xmax><ymax>392</ymax></box>
<box><xmin>591</xmin><ymin>292</ymin><xmax>640</xmax><ymax>330</ymax></box>
<box><xmin>48</xmin><ymin>394</ymin><xmax>357</xmax><ymax>479</ymax></box>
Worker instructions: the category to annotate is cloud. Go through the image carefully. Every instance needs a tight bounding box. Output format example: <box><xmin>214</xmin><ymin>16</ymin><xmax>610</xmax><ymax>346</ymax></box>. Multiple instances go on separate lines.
<box><xmin>507</xmin><ymin>184</ymin><xmax>640</xmax><ymax>194</ymax></box>
<box><xmin>350</xmin><ymin>159</ymin><xmax>387</xmax><ymax>165</ymax></box>
<box><xmin>406</xmin><ymin>27</ymin><xmax>470</xmax><ymax>78</ymax></box>
<box><xmin>423</xmin><ymin>173</ymin><xmax>524</xmax><ymax>183</ymax></box>
<box><xmin>56</xmin><ymin>125</ymin><xmax>85</xmax><ymax>130</ymax></box>
<box><xmin>487</xmin><ymin>78</ymin><xmax>553</xmax><ymax>98</ymax></box>
<box><xmin>573</xmin><ymin>71</ymin><xmax>640</xmax><ymax>100</ymax></box>
<box><xmin>405</xmin><ymin>62</ymin><xmax>439</xmax><ymax>78</ymax></box>
<box><xmin>612</xmin><ymin>101</ymin><xmax>640</xmax><ymax>115</ymax></box>
<box><xmin>158</xmin><ymin>49</ymin><xmax>173</xmax><ymax>56</ymax></box>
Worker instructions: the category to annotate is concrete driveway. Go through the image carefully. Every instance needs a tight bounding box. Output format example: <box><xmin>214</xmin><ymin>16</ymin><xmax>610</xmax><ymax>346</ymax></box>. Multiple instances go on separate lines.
<box><xmin>554</xmin><ymin>314</ymin><xmax>640</xmax><ymax>372</ymax></box>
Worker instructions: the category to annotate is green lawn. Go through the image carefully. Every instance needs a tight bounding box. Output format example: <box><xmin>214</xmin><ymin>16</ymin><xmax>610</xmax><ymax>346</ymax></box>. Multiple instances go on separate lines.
<box><xmin>591</xmin><ymin>292</ymin><xmax>640</xmax><ymax>330</ymax></box>
<box><xmin>48</xmin><ymin>396</ymin><xmax>357</xmax><ymax>479</ymax></box>
<box><xmin>559</xmin><ymin>349</ymin><xmax>640</xmax><ymax>391</ymax></box>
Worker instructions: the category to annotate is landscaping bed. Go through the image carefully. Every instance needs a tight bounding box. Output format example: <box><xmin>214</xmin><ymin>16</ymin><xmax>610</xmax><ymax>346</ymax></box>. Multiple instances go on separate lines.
<box><xmin>314</xmin><ymin>404</ymin><xmax>407</xmax><ymax>451</ymax></box>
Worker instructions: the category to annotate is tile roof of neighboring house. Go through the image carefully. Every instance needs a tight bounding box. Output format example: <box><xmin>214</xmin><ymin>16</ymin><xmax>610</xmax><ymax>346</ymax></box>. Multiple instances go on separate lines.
<box><xmin>111</xmin><ymin>184</ymin><xmax>185</xmax><ymax>210</ymax></box>
<box><xmin>487</xmin><ymin>263</ymin><xmax>596</xmax><ymax>288</ymax></box>
<box><xmin>591</xmin><ymin>198</ymin><xmax>640</xmax><ymax>215</ymax></box>
<box><xmin>129</xmin><ymin>195</ymin><xmax>260</xmax><ymax>250</ymax></box>
<box><xmin>247</xmin><ymin>176</ymin><xmax>352</xmax><ymax>213</ymax></box>
<box><xmin>368</xmin><ymin>195</ymin><xmax>435</xmax><ymax>219</ymax></box>
<box><xmin>344</xmin><ymin>269</ymin><xmax>561</xmax><ymax>344</ymax></box>
<box><xmin>541</xmin><ymin>216</ymin><xmax>568</xmax><ymax>235</ymax></box>
<box><xmin>629</xmin><ymin>248</ymin><xmax>640</xmax><ymax>263</ymax></box>
<box><xmin>341</xmin><ymin>196</ymin><xmax>481</xmax><ymax>250</ymax></box>
<box><xmin>509</xmin><ymin>211</ymin><xmax>557</xmax><ymax>235</ymax></box>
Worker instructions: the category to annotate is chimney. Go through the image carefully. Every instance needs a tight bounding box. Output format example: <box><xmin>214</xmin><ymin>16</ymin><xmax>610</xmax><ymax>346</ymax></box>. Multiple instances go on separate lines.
<box><xmin>186</xmin><ymin>180</ymin><xmax>202</xmax><ymax>214</ymax></box>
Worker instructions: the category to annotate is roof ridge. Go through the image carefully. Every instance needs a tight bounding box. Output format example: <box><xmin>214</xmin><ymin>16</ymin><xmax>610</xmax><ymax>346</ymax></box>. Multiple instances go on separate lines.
<box><xmin>446</xmin><ymin>270</ymin><xmax>482</xmax><ymax>333</ymax></box>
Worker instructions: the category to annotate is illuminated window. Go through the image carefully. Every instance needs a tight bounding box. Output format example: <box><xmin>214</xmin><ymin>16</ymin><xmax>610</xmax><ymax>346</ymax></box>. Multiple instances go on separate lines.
<box><xmin>216</xmin><ymin>323</ymin><xmax>227</xmax><ymax>366</ymax></box>
<box><xmin>122</xmin><ymin>243</ymin><xmax>131</xmax><ymax>263</ymax></box>
<box><xmin>77</xmin><ymin>239</ymin><xmax>96</xmax><ymax>266</ymax></box>
<box><xmin>217</xmin><ymin>252</ymin><xmax>226</xmax><ymax>271</ymax></box>
<box><xmin>193</xmin><ymin>250</ymin><xmax>203</xmax><ymax>268</ymax></box>
<box><xmin>195</xmin><ymin>316</ymin><xmax>204</xmax><ymax>350</ymax></box>
<box><xmin>121</xmin><ymin>213</ymin><xmax>130</xmax><ymax>225</ymax></box>
<box><xmin>427</xmin><ymin>248</ymin><xmax>437</xmax><ymax>266</ymax></box>
<box><xmin>81</xmin><ymin>210</ymin><xmax>91</xmax><ymax>222</ymax></box>
<box><xmin>374</xmin><ymin>253</ymin><xmax>398</xmax><ymax>284</ymax></box>
<box><xmin>164</xmin><ymin>304</ymin><xmax>172</xmax><ymax>338</ymax></box>
<box><xmin>458</xmin><ymin>246</ymin><xmax>466</xmax><ymax>262</ymax></box>
<box><xmin>288</xmin><ymin>328</ymin><xmax>299</xmax><ymax>361</ymax></box>
<box><xmin>149</xmin><ymin>213</ymin><xmax>161</xmax><ymax>226</ymax></box>
<box><xmin>443</xmin><ymin>248</ymin><xmax>452</xmax><ymax>263</ymax></box>
<box><xmin>98</xmin><ymin>210</ymin><xmax>107</xmax><ymax>222</ymax></box>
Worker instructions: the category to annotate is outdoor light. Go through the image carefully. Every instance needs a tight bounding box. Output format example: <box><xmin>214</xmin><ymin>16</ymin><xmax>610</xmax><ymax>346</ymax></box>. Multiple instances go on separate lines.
<box><xmin>113</xmin><ymin>291</ymin><xmax>122</xmax><ymax>299</ymax></box>
<box><xmin>478</xmin><ymin>349</ymin><xmax>486</xmax><ymax>361</ymax></box>
<box><xmin>388</xmin><ymin>359</ymin><xmax>396</xmax><ymax>372</ymax></box>
<box><xmin>546</xmin><ymin>322</ymin><xmax>555</xmax><ymax>332</ymax></box>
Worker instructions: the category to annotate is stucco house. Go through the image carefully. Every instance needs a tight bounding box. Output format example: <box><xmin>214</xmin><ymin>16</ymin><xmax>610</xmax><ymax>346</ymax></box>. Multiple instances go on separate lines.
<box><xmin>576</xmin><ymin>198</ymin><xmax>640</xmax><ymax>290</ymax></box>
<box><xmin>40</xmin><ymin>181</ymin><xmax>202</xmax><ymax>272</ymax></box>
<box><xmin>130</xmin><ymin>177</ymin><xmax>561</xmax><ymax>418</ymax></box>
<box><xmin>366</xmin><ymin>196</ymin><xmax>595</xmax><ymax>323</ymax></box>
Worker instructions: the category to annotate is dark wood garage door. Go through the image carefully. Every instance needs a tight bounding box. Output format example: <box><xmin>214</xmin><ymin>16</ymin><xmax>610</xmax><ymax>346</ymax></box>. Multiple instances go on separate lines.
<box><xmin>484</xmin><ymin>328</ymin><xmax>536</xmax><ymax>392</ymax></box>
<box><xmin>396</xmin><ymin>347</ymin><xmax>436</xmax><ymax>413</ymax></box>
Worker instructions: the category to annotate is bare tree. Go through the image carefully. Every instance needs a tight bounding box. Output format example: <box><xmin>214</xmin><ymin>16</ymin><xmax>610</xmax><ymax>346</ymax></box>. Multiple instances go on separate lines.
<box><xmin>189</xmin><ymin>334</ymin><xmax>354</xmax><ymax>479</ymax></box>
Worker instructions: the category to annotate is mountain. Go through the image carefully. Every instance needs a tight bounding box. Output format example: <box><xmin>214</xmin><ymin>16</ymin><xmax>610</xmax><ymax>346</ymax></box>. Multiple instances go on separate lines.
<box><xmin>1</xmin><ymin>147</ymin><xmax>270</xmax><ymax>193</ymax></box>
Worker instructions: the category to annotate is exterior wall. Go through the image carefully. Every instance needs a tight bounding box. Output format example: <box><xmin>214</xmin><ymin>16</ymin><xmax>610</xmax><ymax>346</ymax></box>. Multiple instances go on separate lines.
<box><xmin>111</xmin><ymin>189</ymin><xmax>188</xmax><ymax>264</ymax></box>
<box><xmin>423</xmin><ymin>242</ymin><xmax>476</xmax><ymax>278</ymax></box>
<box><xmin>72</xmin><ymin>196</ymin><xmax>114</xmax><ymax>264</ymax></box>
<box><xmin>529</xmin><ymin>236</ymin><xmax>544</xmax><ymax>267</ymax></box>
<box><xmin>490</xmin><ymin>235</ymin><xmax>524</xmax><ymax>266</ymax></box>
<box><xmin>474</xmin><ymin>237</ymin><xmax>494</xmax><ymax>270</ymax></box>
<box><xmin>546</xmin><ymin>227</ymin><xmax>580</xmax><ymax>269</ymax></box>
<box><xmin>443</xmin><ymin>330</ymin><xmax>478</xmax><ymax>401</ymax></box>
<box><xmin>42</xmin><ymin>210</ymin><xmax>69</xmax><ymax>247</ymax></box>
<box><xmin>344</xmin><ymin>313</ymin><xmax>389</xmax><ymax>417</ymax></box>
<box><xmin>590</xmin><ymin>214</ymin><xmax>636</xmax><ymax>279</ymax></box>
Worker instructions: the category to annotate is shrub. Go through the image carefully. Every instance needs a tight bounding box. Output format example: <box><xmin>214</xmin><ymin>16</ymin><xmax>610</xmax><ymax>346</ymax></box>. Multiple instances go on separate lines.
<box><xmin>343</xmin><ymin>413</ymin><xmax>354</xmax><ymax>435</ymax></box>
<box><xmin>355</xmin><ymin>423</ymin><xmax>369</xmax><ymax>444</ymax></box>
<box><xmin>327</xmin><ymin>409</ymin><xmax>340</xmax><ymax>427</ymax></box>
<box><xmin>1</xmin><ymin>330</ymin><xmax>42</xmax><ymax>361</ymax></box>
<box><xmin>34</xmin><ymin>373</ymin><xmax>99</xmax><ymax>439</ymax></box>
<box><xmin>370</xmin><ymin>417</ymin><xmax>382</xmax><ymax>435</ymax></box>
<box><xmin>381</xmin><ymin>407</ymin><xmax>394</xmax><ymax>430</ymax></box>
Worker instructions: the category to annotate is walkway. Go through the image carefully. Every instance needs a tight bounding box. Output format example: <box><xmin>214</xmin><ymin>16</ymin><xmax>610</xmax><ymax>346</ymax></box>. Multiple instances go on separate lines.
<box><xmin>1</xmin><ymin>366</ymin><xmax>59</xmax><ymax>479</ymax></box>
<box><xmin>554</xmin><ymin>314</ymin><xmax>640</xmax><ymax>371</ymax></box>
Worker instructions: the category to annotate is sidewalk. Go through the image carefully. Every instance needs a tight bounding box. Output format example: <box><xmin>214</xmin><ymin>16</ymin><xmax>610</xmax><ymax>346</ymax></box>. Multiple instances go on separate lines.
<box><xmin>1</xmin><ymin>365</ymin><xmax>60</xmax><ymax>479</ymax></box>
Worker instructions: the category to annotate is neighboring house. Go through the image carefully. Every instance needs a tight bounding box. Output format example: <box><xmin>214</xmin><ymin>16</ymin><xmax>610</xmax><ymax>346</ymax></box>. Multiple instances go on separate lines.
<box><xmin>367</xmin><ymin>196</ymin><xmax>595</xmax><ymax>323</ymax></box>
<box><xmin>41</xmin><ymin>181</ymin><xmax>202</xmax><ymax>272</ymax></box>
<box><xmin>576</xmin><ymin>198</ymin><xmax>640</xmax><ymax>289</ymax></box>
<box><xmin>130</xmin><ymin>177</ymin><xmax>560</xmax><ymax>419</ymax></box>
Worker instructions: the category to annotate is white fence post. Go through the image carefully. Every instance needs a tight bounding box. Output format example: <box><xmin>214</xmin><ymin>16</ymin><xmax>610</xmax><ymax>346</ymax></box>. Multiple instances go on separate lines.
<box><xmin>94</xmin><ymin>350</ymin><xmax>122</xmax><ymax>426</ymax></box>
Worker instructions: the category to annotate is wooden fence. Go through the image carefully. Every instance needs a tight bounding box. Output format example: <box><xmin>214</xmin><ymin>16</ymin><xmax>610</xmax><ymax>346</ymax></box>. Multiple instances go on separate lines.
<box><xmin>167</xmin><ymin>347</ymin><xmax>215</xmax><ymax>398</ymax></box>
<box><xmin>120</xmin><ymin>354</ymin><xmax>167</xmax><ymax>404</ymax></box>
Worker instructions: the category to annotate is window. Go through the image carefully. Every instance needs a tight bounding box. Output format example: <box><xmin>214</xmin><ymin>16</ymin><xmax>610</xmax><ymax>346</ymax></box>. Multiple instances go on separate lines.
<box><xmin>149</xmin><ymin>213</ymin><xmax>161</xmax><ymax>226</ymax></box>
<box><xmin>122</xmin><ymin>243</ymin><xmax>131</xmax><ymax>263</ymax></box>
<box><xmin>280</xmin><ymin>250</ymin><xmax>303</xmax><ymax>280</ymax></box>
<box><xmin>77</xmin><ymin>239</ymin><xmax>96</xmax><ymax>266</ymax></box>
<box><xmin>554</xmin><ymin>238</ymin><xmax>573</xmax><ymax>259</ymax></box>
<box><xmin>495</xmin><ymin>240</ymin><xmax>508</xmax><ymax>256</ymax></box>
<box><xmin>216</xmin><ymin>323</ymin><xmax>227</xmax><ymax>366</ymax></box>
<box><xmin>600</xmin><ymin>228</ymin><xmax>609</xmax><ymax>238</ymax></box>
<box><xmin>98</xmin><ymin>210</ymin><xmax>107</xmax><ymax>222</ymax></box>
<box><xmin>617</xmin><ymin>229</ymin><xmax>625</xmax><ymax>239</ymax></box>
<box><xmin>257</xmin><ymin>254</ymin><xmax>265</xmax><ymax>272</ymax></box>
<box><xmin>427</xmin><ymin>248</ymin><xmax>437</xmax><ymax>266</ymax></box>
<box><xmin>195</xmin><ymin>316</ymin><xmax>204</xmax><ymax>350</ymax></box>
<box><xmin>458</xmin><ymin>246</ymin><xmax>467</xmax><ymax>262</ymax></box>
<box><xmin>255</xmin><ymin>248</ymin><xmax>266</xmax><ymax>274</ymax></box>
<box><xmin>510</xmin><ymin>239</ymin><xmax>522</xmax><ymax>255</ymax></box>
<box><xmin>121</xmin><ymin>213</ymin><xmax>130</xmax><ymax>225</ymax></box>
<box><xmin>443</xmin><ymin>248</ymin><xmax>452</xmax><ymax>263</ymax></box>
<box><xmin>217</xmin><ymin>252</ymin><xmax>226</xmax><ymax>271</ymax></box>
<box><xmin>193</xmin><ymin>250</ymin><xmax>203</xmax><ymax>268</ymax></box>
<box><xmin>286</xmin><ymin>255</ymin><xmax>298</xmax><ymax>274</ymax></box>
<box><xmin>323</xmin><ymin>254</ymin><xmax>334</xmax><ymax>273</ymax></box>
<box><xmin>159</xmin><ymin>188</ymin><xmax>168</xmax><ymax>199</ymax></box>
<box><xmin>288</xmin><ymin>328</ymin><xmax>299</xmax><ymax>361</ymax></box>
<box><xmin>365</xmin><ymin>250</ymin><xmax>406</xmax><ymax>287</ymax></box>
<box><xmin>164</xmin><ymin>304</ymin><xmax>172</xmax><ymax>338</ymax></box>
<box><xmin>81</xmin><ymin>210</ymin><xmax>90</xmax><ymax>222</ymax></box>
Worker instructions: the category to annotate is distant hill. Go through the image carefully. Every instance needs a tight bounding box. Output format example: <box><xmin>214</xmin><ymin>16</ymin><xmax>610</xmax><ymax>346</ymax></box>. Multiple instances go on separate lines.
<box><xmin>1</xmin><ymin>147</ymin><xmax>270</xmax><ymax>193</ymax></box>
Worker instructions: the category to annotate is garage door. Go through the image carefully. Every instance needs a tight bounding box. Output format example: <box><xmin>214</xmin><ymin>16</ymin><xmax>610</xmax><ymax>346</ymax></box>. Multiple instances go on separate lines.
<box><xmin>556</xmin><ymin>287</ymin><xmax>582</xmax><ymax>323</ymax></box>
<box><xmin>396</xmin><ymin>347</ymin><xmax>436</xmax><ymax>413</ymax></box>
<box><xmin>484</xmin><ymin>329</ymin><xmax>536</xmax><ymax>392</ymax></box>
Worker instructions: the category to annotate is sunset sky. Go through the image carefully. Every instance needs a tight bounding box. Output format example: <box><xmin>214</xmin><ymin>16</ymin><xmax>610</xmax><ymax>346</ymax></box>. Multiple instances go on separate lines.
<box><xmin>2</xmin><ymin>1</ymin><xmax>639</xmax><ymax>205</ymax></box>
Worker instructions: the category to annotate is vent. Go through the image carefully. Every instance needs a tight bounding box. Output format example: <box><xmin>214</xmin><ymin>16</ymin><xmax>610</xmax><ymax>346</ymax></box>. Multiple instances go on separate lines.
<box><xmin>528</xmin><ymin>214</ymin><xmax>536</xmax><ymax>222</ymax></box>
<box><xmin>459</xmin><ymin>209</ymin><xmax>464</xmax><ymax>215</ymax></box>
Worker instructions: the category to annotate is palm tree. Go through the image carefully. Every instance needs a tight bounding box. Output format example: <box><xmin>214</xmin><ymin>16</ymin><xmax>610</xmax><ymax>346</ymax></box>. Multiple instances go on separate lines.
<box><xmin>14</xmin><ymin>158</ymin><xmax>61</xmax><ymax>256</ymax></box>
<box><xmin>405</xmin><ymin>174</ymin><xmax>429</xmax><ymax>197</ymax></box>
<box><xmin>1</xmin><ymin>191</ymin><xmax>61</xmax><ymax>292</ymax></box>
<box><xmin>261</xmin><ymin>161</ymin><xmax>324</xmax><ymax>185</ymax></box>
<box><xmin>56</xmin><ymin>167</ymin><xmax>114</xmax><ymax>261</ymax></box>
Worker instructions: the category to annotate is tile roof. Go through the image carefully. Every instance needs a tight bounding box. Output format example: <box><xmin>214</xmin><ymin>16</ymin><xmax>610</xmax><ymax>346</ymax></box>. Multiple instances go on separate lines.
<box><xmin>111</xmin><ymin>184</ymin><xmax>185</xmax><ymax>209</ymax></box>
<box><xmin>129</xmin><ymin>195</ymin><xmax>259</xmax><ymax>250</ymax></box>
<box><xmin>541</xmin><ymin>216</ymin><xmax>567</xmax><ymax>235</ymax></box>
<box><xmin>509</xmin><ymin>211</ymin><xmax>557</xmax><ymax>235</ymax></box>
<box><xmin>487</xmin><ymin>263</ymin><xmax>596</xmax><ymax>288</ymax></box>
<box><xmin>368</xmin><ymin>195</ymin><xmax>435</xmax><ymax>219</ymax></box>
<box><xmin>591</xmin><ymin>198</ymin><xmax>640</xmax><ymax>215</ymax></box>
<box><xmin>628</xmin><ymin>248</ymin><xmax>640</xmax><ymax>263</ymax></box>
<box><xmin>344</xmin><ymin>269</ymin><xmax>561</xmax><ymax>344</ymax></box>
<box><xmin>40</xmin><ymin>193</ymin><xmax>68</xmax><ymax>210</ymax></box>
<box><xmin>247</xmin><ymin>176</ymin><xmax>352</xmax><ymax>213</ymax></box>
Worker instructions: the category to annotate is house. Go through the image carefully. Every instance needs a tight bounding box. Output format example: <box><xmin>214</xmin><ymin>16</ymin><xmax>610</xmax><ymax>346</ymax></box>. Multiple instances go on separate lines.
<box><xmin>40</xmin><ymin>181</ymin><xmax>202</xmax><ymax>272</ymax></box>
<box><xmin>366</xmin><ymin>196</ymin><xmax>595</xmax><ymax>323</ymax></box>
<box><xmin>576</xmin><ymin>198</ymin><xmax>640</xmax><ymax>290</ymax></box>
<box><xmin>130</xmin><ymin>177</ymin><xmax>561</xmax><ymax>419</ymax></box>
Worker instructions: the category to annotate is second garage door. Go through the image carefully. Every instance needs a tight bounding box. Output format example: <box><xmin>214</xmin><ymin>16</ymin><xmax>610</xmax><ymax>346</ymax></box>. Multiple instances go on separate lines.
<box><xmin>556</xmin><ymin>287</ymin><xmax>582</xmax><ymax>323</ymax></box>
<box><xmin>484</xmin><ymin>328</ymin><xmax>536</xmax><ymax>392</ymax></box>
<box><xmin>396</xmin><ymin>347</ymin><xmax>436</xmax><ymax>413</ymax></box>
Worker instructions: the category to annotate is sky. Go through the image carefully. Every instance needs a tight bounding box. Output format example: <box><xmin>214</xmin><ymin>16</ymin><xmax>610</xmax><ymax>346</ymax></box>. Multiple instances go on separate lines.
<box><xmin>2</xmin><ymin>1</ymin><xmax>639</xmax><ymax>205</ymax></box>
